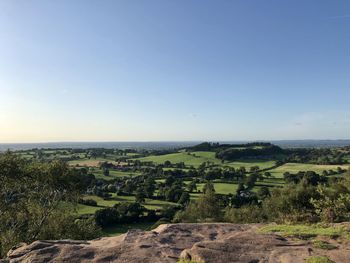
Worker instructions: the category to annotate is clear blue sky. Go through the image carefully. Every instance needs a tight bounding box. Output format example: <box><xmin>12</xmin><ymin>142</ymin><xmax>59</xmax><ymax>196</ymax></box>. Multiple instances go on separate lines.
<box><xmin>1</xmin><ymin>1</ymin><xmax>350</xmax><ymax>142</ymax></box>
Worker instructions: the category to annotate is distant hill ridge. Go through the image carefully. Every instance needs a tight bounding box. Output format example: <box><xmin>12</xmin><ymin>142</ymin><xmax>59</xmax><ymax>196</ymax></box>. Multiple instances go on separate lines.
<box><xmin>186</xmin><ymin>142</ymin><xmax>283</xmax><ymax>161</ymax></box>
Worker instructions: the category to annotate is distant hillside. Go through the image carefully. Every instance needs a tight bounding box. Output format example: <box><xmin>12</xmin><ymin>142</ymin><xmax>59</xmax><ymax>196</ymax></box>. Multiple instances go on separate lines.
<box><xmin>186</xmin><ymin>142</ymin><xmax>283</xmax><ymax>161</ymax></box>
<box><xmin>186</xmin><ymin>142</ymin><xmax>274</xmax><ymax>152</ymax></box>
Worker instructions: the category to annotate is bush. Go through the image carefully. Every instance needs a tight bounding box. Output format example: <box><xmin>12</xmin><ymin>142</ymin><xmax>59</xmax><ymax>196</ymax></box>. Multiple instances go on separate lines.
<box><xmin>94</xmin><ymin>207</ymin><xmax>119</xmax><ymax>227</ymax></box>
<box><xmin>311</xmin><ymin>186</ymin><xmax>350</xmax><ymax>223</ymax></box>
<box><xmin>262</xmin><ymin>184</ymin><xmax>320</xmax><ymax>223</ymax></box>
<box><xmin>0</xmin><ymin>153</ymin><xmax>98</xmax><ymax>257</ymax></box>
<box><xmin>174</xmin><ymin>189</ymin><xmax>222</xmax><ymax>223</ymax></box>
<box><xmin>113</xmin><ymin>202</ymin><xmax>145</xmax><ymax>223</ymax></box>
<box><xmin>224</xmin><ymin>206</ymin><xmax>267</xmax><ymax>223</ymax></box>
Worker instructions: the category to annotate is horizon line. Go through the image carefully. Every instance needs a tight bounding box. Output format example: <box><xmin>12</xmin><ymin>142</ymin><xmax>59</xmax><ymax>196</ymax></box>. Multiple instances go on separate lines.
<box><xmin>1</xmin><ymin>139</ymin><xmax>350</xmax><ymax>144</ymax></box>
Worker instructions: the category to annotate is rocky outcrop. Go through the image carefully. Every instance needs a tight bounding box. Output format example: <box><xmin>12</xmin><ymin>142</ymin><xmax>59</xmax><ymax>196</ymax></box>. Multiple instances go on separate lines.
<box><xmin>2</xmin><ymin>223</ymin><xmax>350</xmax><ymax>263</ymax></box>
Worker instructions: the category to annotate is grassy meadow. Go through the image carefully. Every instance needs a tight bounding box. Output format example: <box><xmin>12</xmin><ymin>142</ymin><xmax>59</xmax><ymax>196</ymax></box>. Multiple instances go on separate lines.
<box><xmin>134</xmin><ymin>151</ymin><xmax>221</xmax><ymax>167</ymax></box>
<box><xmin>134</xmin><ymin>150</ymin><xmax>277</xmax><ymax>170</ymax></box>
<box><xmin>269</xmin><ymin>163</ymin><xmax>350</xmax><ymax>178</ymax></box>
<box><xmin>77</xmin><ymin>194</ymin><xmax>178</xmax><ymax>215</ymax></box>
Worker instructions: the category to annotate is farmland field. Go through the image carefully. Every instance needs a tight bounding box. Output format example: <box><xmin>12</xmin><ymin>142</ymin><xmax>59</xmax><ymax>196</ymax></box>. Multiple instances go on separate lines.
<box><xmin>134</xmin><ymin>151</ymin><xmax>276</xmax><ymax>170</ymax></box>
<box><xmin>77</xmin><ymin>194</ymin><xmax>178</xmax><ymax>215</ymax></box>
<box><xmin>134</xmin><ymin>151</ymin><xmax>221</xmax><ymax>167</ymax></box>
<box><xmin>90</xmin><ymin>168</ymin><xmax>140</xmax><ymax>180</ymax></box>
<box><xmin>68</xmin><ymin>158</ymin><xmax>117</xmax><ymax>167</ymax></box>
<box><xmin>224</xmin><ymin>159</ymin><xmax>276</xmax><ymax>170</ymax></box>
<box><xmin>197</xmin><ymin>182</ymin><xmax>238</xmax><ymax>195</ymax></box>
<box><xmin>269</xmin><ymin>163</ymin><xmax>350</xmax><ymax>178</ymax></box>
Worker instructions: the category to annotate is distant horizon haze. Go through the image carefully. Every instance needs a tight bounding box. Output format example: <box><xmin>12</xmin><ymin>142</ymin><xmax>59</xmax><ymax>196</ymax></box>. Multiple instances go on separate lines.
<box><xmin>1</xmin><ymin>140</ymin><xmax>350</xmax><ymax>152</ymax></box>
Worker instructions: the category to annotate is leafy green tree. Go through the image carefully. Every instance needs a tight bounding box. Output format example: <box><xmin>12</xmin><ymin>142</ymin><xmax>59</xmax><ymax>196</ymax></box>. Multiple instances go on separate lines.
<box><xmin>245</xmin><ymin>173</ymin><xmax>258</xmax><ymax>189</ymax></box>
<box><xmin>186</xmin><ymin>181</ymin><xmax>197</xmax><ymax>192</ymax></box>
<box><xmin>165</xmin><ymin>175</ymin><xmax>176</xmax><ymax>186</ymax></box>
<box><xmin>165</xmin><ymin>185</ymin><xmax>183</xmax><ymax>202</ymax></box>
<box><xmin>262</xmin><ymin>184</ymin><xmax>320</xmax><ymax>223</ymax></box>
<box><xmin>144</xmin><ymin>178</ymin><xmax>156</xmax><ymax>198</ymax></box>
<box><xmin>95</xmin><ymin>207</ymin><xmax>119</xmax><ymax>227</ymax></box>
<box><xmin>164</xmin><ymin>160</ymin><xmax>172</xmax><ymax>167</ymax></box>
<box><xmin>135</xmin><ymin>187</ymin><xmax>146</xmax><ymax>203</ymax></box>
<box><xmin>0</xmin><ymin>153</ymin><xmax>100</xmax><ymax>257</ymax></box>
<box><xmin>310</xmin><ymin>186</ymin><xmax>350</xmax><ymax>223</ymax></box>
<box><xmin>103</xmin><ymin>168</ymin><xmax>110</xmax><ymax>176</ymax></box>
<box><xmin>174</xmin><ymin>188</ymin><xmax>222</xmax><ymax>223</ymax></box>
<box><xmin>257</xmin><ymin>186</ymin><xmax>270</xmax><ymax>199</ymax></box>
<box><xmin>236</xmin><ymin>182</ymin><xmax>245</xmax><ymax>194</ymax></box>
<box><xmin>203</xmin><ymin>181</ymin><xmax>215</xmax><ymax>194</ymax></box>
<box><xmin>264</xmin><ymin>172</ymin><xmax>272</xmax><ymax>178</ymax></box>
<box><xmin>178</xmin><ymin>192</ymin><xmax>190</xmax><ymax>206</ymax></box>
<box><xmin>114</xmin><ymin>202</ymin><xmax>145</xmax><ymax>223</ymax></box>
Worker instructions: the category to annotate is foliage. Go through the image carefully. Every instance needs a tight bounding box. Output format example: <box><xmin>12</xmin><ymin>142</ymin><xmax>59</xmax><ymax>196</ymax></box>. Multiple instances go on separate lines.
<box><xmin>174</xmin><ymin>188</ymin><xmax>222</xmax><ymax>223</ymax></box>
<box><xmin>94</xmin><ymin>207</ymin><xmax>119</xmax><ymax>227</ymax></box>
<box><xmin>202</xmin><ymin>181</ymin><xmax>215</xmax><ymax>194</ymax></box>
<box><xmin>216</xmin><ymin>144</ymin><xmax>283</xmax><ymax>161</ymax></box>
<box><xmin>94</xmin><ymin>202</ymin><xmax>146</xmax><ymax>227</ymax></box>
<box><xmin>284</xmin><ymin>171</ymin><xmax>327</xmax><ymax>186</ymax></box>
<box><xmin>0</xmin><ymin>152</ymin><xmax>101</xmax><ymax>257</ymax></box>
<box><xmin>178</xmin><ymin>192</ymin><xmax>190</xmax><ymax>206</ymax></box>
<box><xmin>261</xmin><ymin>184</ymin><xmax>320</xmax><ymax>223</ymax></box>
<box><xmin>224</xmin><ymin>206</ymin><xmax>267</xmax><ymax>223</ymax></box>
<box><xmin>310</xmin><ymin>185</ymin><xmax>350</xmax><ymax>222</ymax></box>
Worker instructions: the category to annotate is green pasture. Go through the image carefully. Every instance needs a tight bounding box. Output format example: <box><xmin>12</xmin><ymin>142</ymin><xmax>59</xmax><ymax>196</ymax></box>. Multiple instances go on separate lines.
<box><xmin>197</xmin><ymin>182</ymin><xmax>238</xmax><ymax>195</ymax></box>
<box><xmin>77</xmin><ymin>194</ymin><xmax>178</xmax><ymax>215</ymax></box>
<box><xmin>68</xmin><ymin>157</ymin><xmax>114</xmax><ymax>167</ymax></box>
<box><xmin>90</xmin><ymin>168</ymin><xmax>140</xmax><ymax>180</ymax></box>
<box><xmin>269</xmin><ymin>163</ymin><xmax>350</xmax><ymax>178</ymax></box>
<box><xmin>134</xmin><ymin>151</ymin><xmax>277</xmax><ymax>170</ymax></box>
<box><xmin>134</xmin><ymin>151</ymin><xmax>222</xmax><ymax>167</ymax></box>
<box><xmin>224</xmin><ymin>159</ymin><xmax>276</xmax><ymax>170</ymax></box>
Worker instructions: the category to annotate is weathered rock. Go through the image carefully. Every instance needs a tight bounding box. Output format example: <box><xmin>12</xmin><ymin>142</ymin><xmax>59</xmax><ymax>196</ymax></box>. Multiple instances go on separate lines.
<box><xmin>2</xmin><ymin>223</ymin><xmax>350</xmax><ymax>263</ymax></box>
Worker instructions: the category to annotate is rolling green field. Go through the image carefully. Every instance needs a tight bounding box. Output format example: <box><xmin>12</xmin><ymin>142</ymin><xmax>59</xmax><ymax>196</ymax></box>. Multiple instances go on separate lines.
<box><xmin>269</xmin><ymin>163</ymin><xmax>350</xmax><ymax>178</ymax></box>
<box><xmin>90</xmin><ymin>168</ymin><xmax>140</xmax><ymax>180</ymax></box>
<box><xmin>224</xmin><ymin>159</ymin><xmax>276</xmax><ymax>170</ymax></box>
<box><xmin>134</xmin><ymin>151</ymin><xmax>276</xmax><ymax>170</ymax></box>
<box><xmin>68</xmin><ymin>158</ymin><xmax>117</xmax><ymax>167</ymax></box>
<box><xmin>134</xmin><ymin>151</ymin><xmax>221</xmax><ymax>167</ymax></box>
<box><xmin>197</xmin><ymin>182</ymin><xmax>238</xmax><ymax>195</ymax></box>
<box><xmin>77</xmin><ymin>194</ymin><xmax>178</xmax><ymax>215</ymax></box>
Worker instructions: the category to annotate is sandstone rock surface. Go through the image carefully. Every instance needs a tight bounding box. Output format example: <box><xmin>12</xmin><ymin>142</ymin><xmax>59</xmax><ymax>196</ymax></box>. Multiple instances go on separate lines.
<box><xmin>2</xmin><ymin>223</ymin><xmax>350</xmax><ymax>263</ymax></box>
